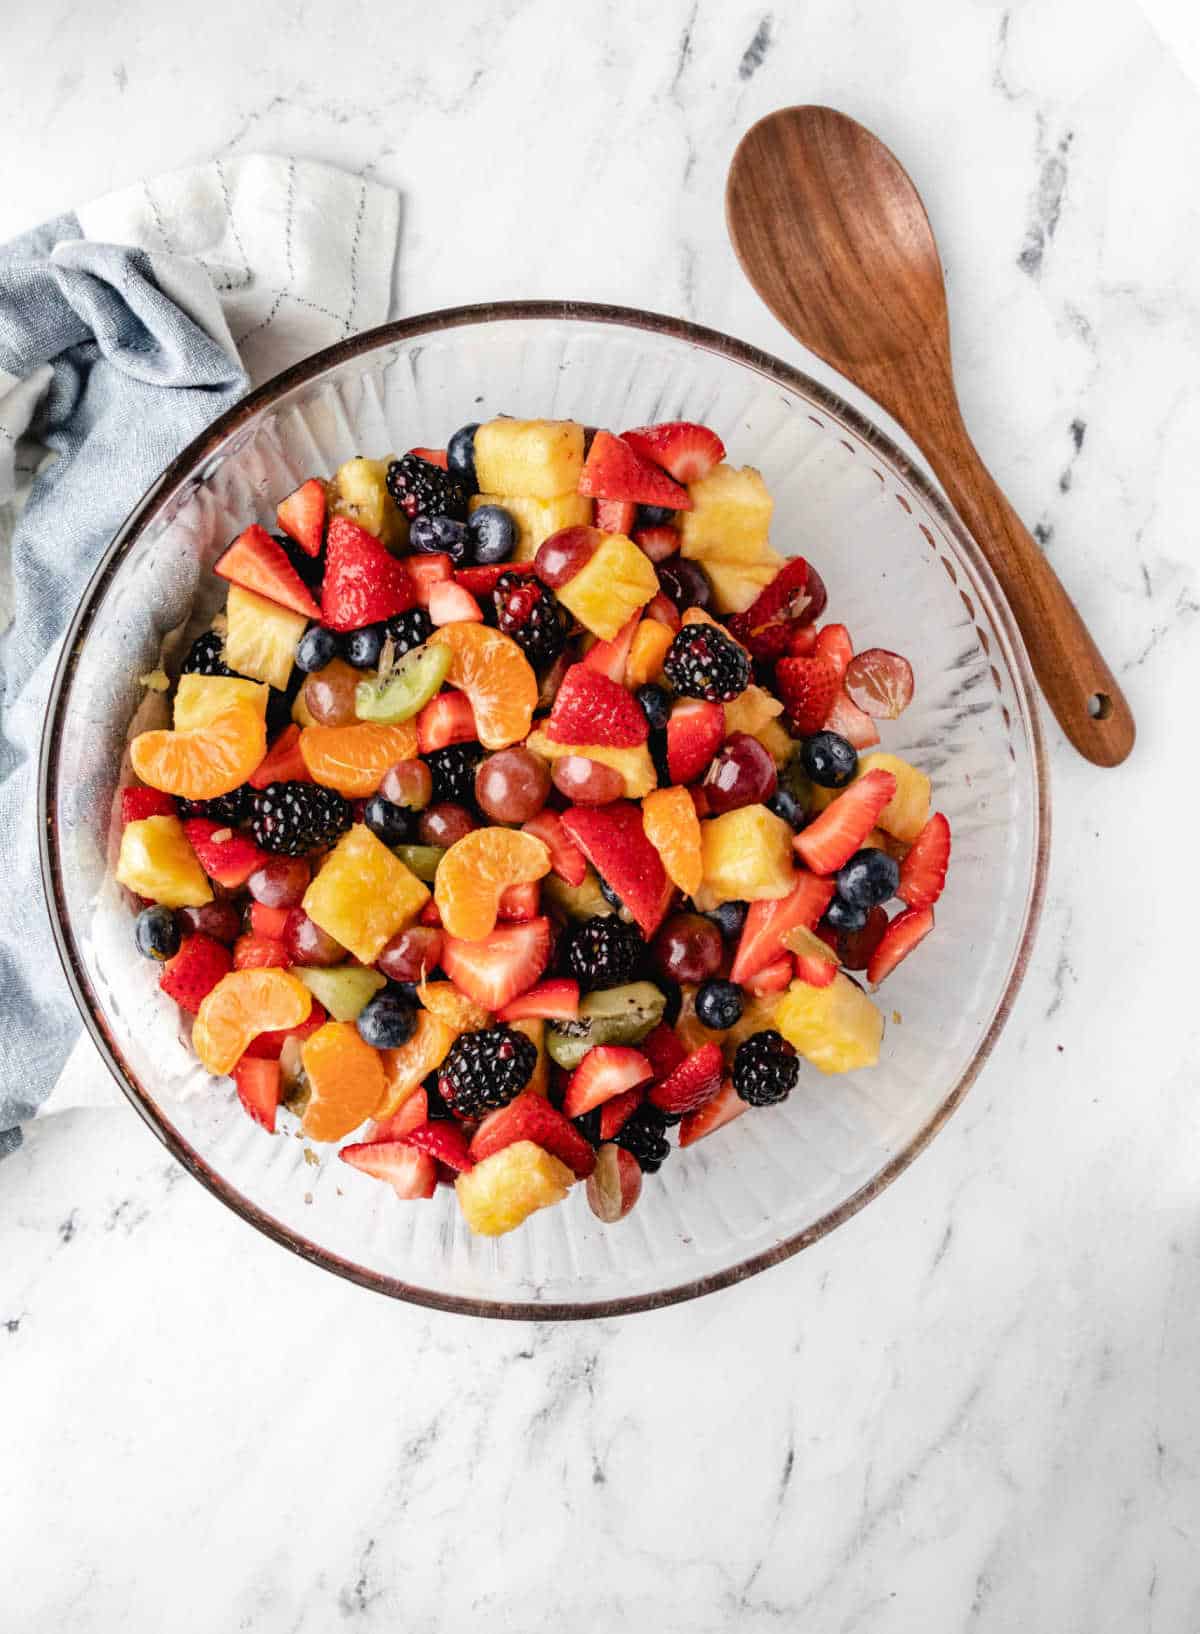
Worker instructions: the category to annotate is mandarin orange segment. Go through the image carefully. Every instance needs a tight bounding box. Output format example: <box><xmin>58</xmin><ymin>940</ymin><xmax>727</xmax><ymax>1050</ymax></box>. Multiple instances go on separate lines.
<box><xmin>417</xmin><ymin>978</ymin><xmax>492</xmax><ymax>1032</ymax></box>
<box><xmin>192</xmin><ymin>968</ymin><xmax>312</xmax><ymax>1076</ymax></box>
<box><xmin>642</xmin><ymin>786</ymin><xmax>704</xmax><ymax>896</ymax></box>
<box><xmin>428</xmin><ymin>623</ymin><xmax>538</xmax><ymax>750</ymax></box>
<box><xmin>299</xmin><ymin>721</ymin><xmax>419</xmax><ymax>798</ymax></box>
<box><xmin>131</xmin><ymin>705</ymin><xmax>267</xmax><ymax>800</ymax></box>
<box><xmin>300</xmin><ymin>1021</ymin><xmax>386</xmax><ymax>1142</ymax></box>
<box><xmin>302</xmin><ymin>824</ymin><xmax>429</xmax><ymax>963</ymax></box>
<box><xmin>375</xmin><ymin>1010</ymin><xmax>457</xmax><ymax>1119</ymax></box>
<box><xmin>434</xmin><ymin>826</ymin><xmax>551</xmax><ymax>941</ymax></box>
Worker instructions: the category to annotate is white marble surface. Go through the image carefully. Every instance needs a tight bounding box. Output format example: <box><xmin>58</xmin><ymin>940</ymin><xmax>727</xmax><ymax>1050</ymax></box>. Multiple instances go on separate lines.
<box><xmin>3</xmin><ymin>0</ymin><xmax>1200</xmax><ymax>1628</ymax></box>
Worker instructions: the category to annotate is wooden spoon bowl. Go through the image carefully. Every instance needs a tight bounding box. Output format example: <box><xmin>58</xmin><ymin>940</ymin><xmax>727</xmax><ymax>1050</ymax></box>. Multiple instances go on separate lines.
<box><xmin>727</xmin><ymin>105</ymin><xmax>1133</xmax><ymax>767</ymax></box>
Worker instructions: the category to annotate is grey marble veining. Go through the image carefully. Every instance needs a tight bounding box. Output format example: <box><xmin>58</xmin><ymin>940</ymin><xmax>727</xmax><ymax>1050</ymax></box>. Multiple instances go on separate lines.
<box><xmin>3</xmin><ymin>0</ymin><xmax>1200</xmax><ymax>1628</ymax></box>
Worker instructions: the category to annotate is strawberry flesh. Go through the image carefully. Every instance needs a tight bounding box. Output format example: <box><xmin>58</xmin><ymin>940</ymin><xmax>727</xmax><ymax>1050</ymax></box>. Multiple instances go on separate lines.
<box><xmin>544</xmin><ymin>663</ymin><xmax>648</xmax><ymax>748</ymax></box>
<box><xmin>560</xmin><ymin>801</ymin><xmax>673</xmax><ymax>939</ymax></box>
<box><xmin>775</xmin><ymin>653</ymin><xmax>840</xmax><ymax>736</ymax></box>
<box><xmin>497</xmin><ymin>979</ymin><xmax>580</xmax><ymax>1022</ymax></box>
<box><xmin>416</xmin><ymin>691</ymin><xmax>477</xmax><ymax>754</ymax></box>
<box><xmin>593</xmin><ymin>497</ymin><xmax>638</xmax><ymax>534</ymax></box>
<box><xmin>403</xmin><ymin>1120</ymin><xmax>475</xmax><ymax>1173</ymax></box>
<box><xmin>727</xmin><ymin>558</ymin><xmax>812</xmax><ymax>660</ymax></box>
<box><xmin>823</xmin><ymin>690</ymin><xmax>880</xmax><ymax>749</ymax></box>
<box><xmin>249</xmin><ymin>724</ymin><xmax>311</xmax><ymax>789</ymax></box>
<box><xmin>898</xmin><ymin>813</ymin><xmax>951</xmax><ymax>908</ymax></box>
<box><xmin>598</xmin><ymin>1087</ymin><xmax>643</xmax><ymax>1141</ymax></box>
<box><xmin>183</xmin><ymin>817</ymin><xmax>265</xmax><ymax>889</ymax></box>
<box><xmin>521</xmin><ymin>810</ymin><xmax>586</xmax><ymax>887</ymax></box>
<box><xmin>867</xmin><ymin>905</ymin><xmax>935</xmax><ymax>986</ymax></box>
<box><xmin>440</xmin><ymin>918</ymin><xmax>552</xmax><ymax>1011</ymax></box>
<box><xmin>814</xmin><ymin>623</ymin><xmax>854</xmax><ymax>679</ymax></box>
<box><xmin>793</xmin><ymin>769</ymin><xmax>898</xmax><ymax>876</ymax></box>
<box><xmin>564</xmin><ymin>1045</ymin><xmax>654</xmax><ymax>1118</ymax></box>
<box><xmin>275</xmin><ymin>478</ymin><xmax>326</xmax><ymax>557</ymax></box>
<box><xmin>120</xmin><ymin>786</ymin><xmax>177</xmax><ymax>824</ymax></box>
<box><xmin>581</xmin><ymin>612</ymin><xmax>640</xmax><ymax>683</ymax></box>
<box><xmin>679</xmin><ymin>1078</ymin><xmax>746</xmax><ymax>1147</ymax></box>
<box><xmin>666</xmin><ymin>698</ymin><xmax>725</xmax><ymax>784</ymax></box>
<box><xmin>578</xmin><ymin>430</ymin><xmax>692</xmax><ymax>509</ymax></box>
<box><xmin>730</xmin><ymin>871</ymin><xmax>835</xmax><ymax>983</ymax></box>
<box><xmin>214</xmin><ymin>524</ymin><xmax>321</xmax><ymax>619</ymax></box>
<box><xmin>320</xmin><ymin>515</ymin><xmax>416</xmax><ymax>631</ymax></box>
<box><xmin>158</xmin><ymin>934</ymin><xmax>233</xmax><ymax>1014</ymax></box>
<box><xmin>339</xmin><ymin>1140</ymin><xmax>438</xmax><ymax>1200</ymax></box>
<box><xmin>639</xmin><ymin>1022</ymin><xmax>687</xmax><ymax>1083</ymax></box>
<box><xmin>233</xmin><ymin>1056</ymin><xmax>281</xmax><ymax>1133</ymax></box>
<box><xmin>620</xmin><ymin>421</ymin><xmax>725</xmax><ymax>484</ymax></box>
<box><xmin>469</xmin><ymin>1089</ymin><xmax>596</xmax><ymax>1180</ymax></box>
<box><xmin>648</xmin><ymin>1042</ymin><xmax>724</xmax><ymax>1115</ymax></box>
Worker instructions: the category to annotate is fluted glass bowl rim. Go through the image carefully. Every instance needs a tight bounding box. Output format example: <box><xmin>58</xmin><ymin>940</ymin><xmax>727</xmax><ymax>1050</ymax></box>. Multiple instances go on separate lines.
<box><xmin>38</xmin><ymin>300</ymin><xmax>1049</xmax><ymax>1319</ymax></box>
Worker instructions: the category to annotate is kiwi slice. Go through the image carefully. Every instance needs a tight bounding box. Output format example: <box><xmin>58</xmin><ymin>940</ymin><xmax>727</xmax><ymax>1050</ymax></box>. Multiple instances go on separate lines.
<box><xmin>355</xmin><ymin>642</ymin><xmax>451</xmax><ymax>724</ymax></box>
<box><xmin>294</xmin><ymin>965</ymin><xmax>386</xmax><ymax>1021</ymax></box>
<box><xmin>393</xmin><ymin>844</ymin><xmax>445</xmax><ymax>882</ymax></box>
<box><xmin>545</xmin><ymin>981</ymin><xmax>666</xmax><ymax>1069</ymax></box>
<box><xmin>542</xmin><ymin>868</ymin><xmax>614</xmax><ymax>922</ymax></box>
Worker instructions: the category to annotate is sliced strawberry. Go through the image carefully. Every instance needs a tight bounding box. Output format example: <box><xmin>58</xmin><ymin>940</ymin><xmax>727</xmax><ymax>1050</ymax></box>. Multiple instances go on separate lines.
<box><xmin>158</xmin><ymin>934</ymin><xmax>232</xmax><ymax>1015</ymax></box>
<box><xmin>745</xmin><ymin>954</ymin><xmax>795</xmax><ymax>996</ymax></box>
<box><xmin>814</xmin><ymin>623</ymin><xmax>854</xmax><ymax>679</ymax></box>
<box><xmin>455</xmin><ymin>560</ymin><xmax>534</xmax><ymax>597</ymax></box>
<box><xmin>275</xmin><ymin>478</ymin><xmax>326</xmax><ymax>557</ymax></box>
<box><xmin>679</xmin><ymin>1078</ymin><xmax>746</xmax><ymax>1147</ymax></box>
<box><xmin>578</xmin><ymin>430</ymin><xmax>691</xmax><ymax>509</ymax></box>
<box><xmin>598</xmin><ymin>1087</ymin><xmax>643</xmax><ymax>1140</ymax></box>
<box><xmin>640</xmin><ymin>1021</ymin><xmax>687</xmax><ymax>1083</ymax></box>
<box><xmin>794</xmin><ymin>769</ymin><xmax>898</xmax><ymax>876</ymax></box>
<box><xmin>408</xmin><ymin>552</ymin><xmax>455</xmax><ymax>605</ymax></box>
<box><xmin>648</xmin><ymin>1042</ymin><xmax>723</xmax><ymax>1115</ymax></box>
<box><xmin>844</xmin><ymin>648</ymin><xmax>914</xmax><ymax>719</ymax></box>
<box><xmin>249</xmin><ymin>724</ymin><xmax>311</xmax><ymax>789</ymax></box>
<box><xmin>402</xmin><ymin>1120</ymin><xmax>474</xmax><ymax>1173</ymax></box>
<box><xmin>408</xmin><ymin>446</ymin><xmax>448</xmax><ymax>468</ymax></box>
<box><xmin>440</xmin><ymin>917</ymin><xmax>552</xmax><ymax>1011</ymax></box>
<box><xmin>560</xmin><ymin>802</ymin><xmax>673</xmax><ymax>938</ymax></box>
<box><xmin>497</xmin><ymin>881</ymin><xmax>540</xmax><ymax>923</ymax></box>
<box><xmin>416</xmin><ymin>691</ymin><xmax>477</xmax><ymax>754</ymax></box>
<box><xmin>564</xmin><ymin>1045</ymin><xmax>654</xmax><ymax>1119</ymax></box>
<box><xmin>321</xmin><ymin>515</ymin><xmax>416</xmax><ymax>632</ymax></box>
<box><xmin>644</xmin><ymin>591</ymin><xmax>682</xmax><ymax>633</ymax></box>
<box><xmin>633</xmin><ymin>525</ymin><xmax>680</xmax><ymax>563</ymax></box>
<box><xmin>233</xmin><ymin>1056</ymin><xmax>281</xmax><ymax>1133</ymax></box>
<box><xmin>469</xmin><ymin>1090</ymin><xmax>596</xmax><ymax>1180</ymax></box>
<box><xmin>867</xmin><ymin>905</ymin><xmax>935</xmax><ymax>985</ymax></box>
<box><xmin>241</xmin><ymin>1000</ymin><xmax>328</xmax><ymax>1060</ymax></box>
<box><xmin>593</xmin><ymin>497</ymin><xmax>637</xmax><ymax>534</ymax></box>
<box><xmin>898</xmin><ymin>813</ymin><xmax>951</xmax><ymax>909</ymax></box>
<box><xmin>521</xmin><ymin>810</ymin><xmax>586</xmax><ymax>887</ymax></box>
<box><xmin>666</xmin><ymin>698</ymin><xmax>725</xmax><ymax>784</ymax></box>
<box><xmin>120</xmin><ymin>785</ymin><xmax>177</xmax><ymax>824</ymax></box>
<box><xmin>339</xmin><ymin>1140</ymin><xmax>438</xmax><ymax>1200</ymax></box>
<box><xmin>497</xmin><ymin>979</ymin><xmax>580</xmax><ymax>1022</ymax></box>
<box><xmin>823</xmin><ymin>689</ymin><xmax>880</xmax><ymax>749</ymax></box>
<box><xmin>182</xmin><ymin>817</ymin><xmax>265</xmax><ymax>890</ymax></box>
<box><xmin>249</xmin><ymin>902</ymin><xmax>290</xmax><ymax>940</ymax></box>
<box><xmin>365</xmin><ymin>1088</ymin><xmax>428</xmax><ymax>1143</ymax></box>
<box><xmin>581</xmin><ymin>612</ymin><xmax>640</xmax><ymax>684</ymax></box>
<box><xmin>214</xmin><ymin>524</ymin><xmax>321</xmax><ymax>619</ymax></box>
<box><xmin>794</xmin><ymin>948</ymin><xmax>837</xmax><ymax>987</ymax></box>
<box><xmin>727</xmin><ymin>558</ymin><xmax>813</xmax><ymax>660</ymax></box>
<box><xmin>834</xmin><ymin>905</ymin><xmax>890</xmax><ymax>971</ymax></box>
<box><xmin>787</xmin><ymin>623</ymin><xmax>820</xmax><ymax>657</ymax></box>
<box><xmin>775</xmin><ymin>653</ymin><xmax>840</xmax><ymax>736</ymax></box>
<box><xmin>233</xmin><ymin>933</ymin><xmax>289</xmax><ymax>970</ymax></box>
<box><xmin>428</xmin><ymin>580</ymin><xmax>483</xmax><ymax>625</ymax></box>
<box><xmin>621</xmin><ymin>422</ymin><xmax>725</xmax><ymax>484</ymax></box>
<box><xmin>729</xmin><ymin>870</ymin><xmax>835</xmax><ymax>983</ymax></box>
<box><xmin>544</xmin><ymin>663</ymin><xmax>648</xmax><ymax>748</ymax></box>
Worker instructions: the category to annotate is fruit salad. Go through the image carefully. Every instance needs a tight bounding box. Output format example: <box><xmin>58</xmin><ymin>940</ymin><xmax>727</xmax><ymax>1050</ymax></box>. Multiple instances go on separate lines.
<box><xmin>116</xmin><ymin>418</ymin><xmax>951</xmax><ymax>1237</ymax></box>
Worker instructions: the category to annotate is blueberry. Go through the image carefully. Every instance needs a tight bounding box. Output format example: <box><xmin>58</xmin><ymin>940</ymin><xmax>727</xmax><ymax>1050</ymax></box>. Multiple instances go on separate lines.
<box><xmin>357</xmin><ymin>986</ymin><xmax>418</xmax><ymax>1049</ymax></box>
<box><xmin>468</xmin><ymin>504</ymin><xmax>516</xmax><ymax>564</ymax></box>
<box><xmin>800</xmin><ymin>731</ymin><xmax>858</xmax><ymax>789</ymax></box>
<box><xmin>695</xmin><ymin>978</ymin><xmax>744</xmax><ymax>1030</ymax></box>
<box><xmin>447</xmin><ymin>422</ymin><xmax>479</xmax><ymax>489</ymax></box>
<box><xmin>134</xmin><ymin>904</ymin><xmax>180</xmax><ymax>962</ymax></box>
<box><xmin>836</xmin><ymin>847</ymin><xmax>900</xmax><ymax>909</ymax></box>
<box><xmin>343</xmin><ymin>624</ymin><xmax>386</xmax><ymax>669</ymax></box>
<box><xmin>824</xmin><ymin>897</ymin><xmax>868</xmax><ymax>933</ymax></box>
<box><xmin>635</xmin><ymin>683</ymin><xmax>671</xmax><ymax>731</ymax></box>
<box><xmin>766</xmin><ymin>787</ymin><xmax>807</xmax><ymax>830</ymax></box>
<box><xmin>363</xmin><ymin>793</ymin><xmax>414</xmax><ymax>846</ymax></box>
<box><xmin>296</xmin><ymin>625</ymin><xmax>339</xmax><ymax>674</ymax></box>
<box><xmin>410</xmin><ymin>515</ymin><xmax>470</xmax><ymax>561</ymax></box>
<box><xmin>705</xmin><ymin>900</ymin><xmax>748</xmax><ymax>941</ymax></box>
<box><xmin>636</xmin><ymin>504</ymin><xmax>676</xmax><ymax>528</ymax></box>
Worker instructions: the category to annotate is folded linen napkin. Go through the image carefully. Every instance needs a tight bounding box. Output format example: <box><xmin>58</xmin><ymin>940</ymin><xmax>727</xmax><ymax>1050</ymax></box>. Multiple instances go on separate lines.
<box><xmin>0</xmin><ymin>156</ymin><xmax>399</xmax><ymax>1154</ymax></box>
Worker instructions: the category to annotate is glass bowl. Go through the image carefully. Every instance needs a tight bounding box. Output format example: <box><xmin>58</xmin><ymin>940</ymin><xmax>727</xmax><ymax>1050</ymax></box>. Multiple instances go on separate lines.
<box><xmin>39</xmin><ymin>303</ymin><xmax>1048</xmax><ymax>1318</ymax></box>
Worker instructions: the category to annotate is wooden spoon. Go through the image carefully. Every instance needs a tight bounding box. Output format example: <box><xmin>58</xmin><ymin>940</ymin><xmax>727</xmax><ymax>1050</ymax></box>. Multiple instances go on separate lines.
<box><xmin>726</xmin><ymin>104</ymin><xmax>1134</xmax><ymax>767</ymax></box>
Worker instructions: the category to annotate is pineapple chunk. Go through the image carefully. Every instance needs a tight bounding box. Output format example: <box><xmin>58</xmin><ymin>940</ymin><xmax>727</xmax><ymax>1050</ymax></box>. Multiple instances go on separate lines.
<box><xmin>472</xmin><ymin>419</ymin><xmax>585</xmax><ymax>499</ymax></box>
<box><xmin>541</xmin><ymin>867</ymin><xmax>615</xmax><ymax>921</ymax></box>
<box><xmin>116</xmin><ymin>815</ymin><xmax>212</xmax><ymax>908</ymax></box>
<box><xmin>222</xmin><ymin>585</ymin><xmax>307</xmax><ymax>691</ymax></box>
<box><xmin>554</xmin><ymin>533</ymin><xmax>658</xmax><ymax>640</ymax></box>
<box><xmin>626</xmin><ymin>619</ymin><xmax>674</xmax><ymax>687</ymax></box>
<box><xmin>679</xmin><ymin>464</ymin><xmax>784</xmax><ymax>613</ymax></box>
<box><xmin>775</xmin><ymin>973</ymin><xmax>884</xmax><ymax>1074</ymax></box>
<box><xmin>469</xmin><ymin>492</ymin><xmax>592</xmax><ymax>562</ymax></box>
<box><xmin>724</xmin><ymin>683</ymin><xmax>783</xmax><ymax>737</ymax></box>
<box><xmin>856</xmin><ymin>753</ymin><xmax>931</xmax><ymax>842</ymax></box>
<box><xmin>329</xmin><ymin>456</ymin><xmax>406</xmax><ymax>550</ymax></box>
<box><xmin>509</xmin><ymin>1017</ymin><xmax>549</xmax><ymax>1096</ymax></box>
<box><xmin>302</xmin><ymin>824</ymin><xmax>429</xmax><ymax>964</ymax></box>
<box><xmin>751</xmin><ymin>716</ymin><xmax>795</xmax><ymax>767</ymax></box>
<box><xmin>455</xmin><ymin>1140</ymin><xmax>574</xmax><ymax>1236</ymax></box>
<box><xmin>525</xmin><ymin>730</ymin><xmax>657</xmax><ymax>798</ymax></box>
<box><xmin>173</xmin><ymin>673</ymin><xmax>268</xmax><ymax>732</ymax></box>
<box><xmin>696</xmin><ymin>804</ymin><xmax>795</xmax><ymax>908</ymax></box>
<box><xmin>704</xmin><ymin>556</ymin><xmax>783</xmax><ymax>614</ymax></box>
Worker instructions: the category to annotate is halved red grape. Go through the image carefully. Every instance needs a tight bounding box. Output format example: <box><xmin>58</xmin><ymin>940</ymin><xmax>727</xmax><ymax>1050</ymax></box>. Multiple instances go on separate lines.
<box><xmin>418</xmin><ymin>802</ymin><xmax>476</xmax><ymax>847</ymax></box>
<box><xmin>534</xmin><ymin>526</ymin><xmax>602</xmax><ymax>588</ymax></box>
<box><xmin>380</xmin><ymin>758</ymin><xmax>434</xmax><ymax>810</ymax></box>
<box><xmin>377</xmin><ymin>925</ymin><xmax>444</xmax><ymax>982</ymax></box>
<box><xmin>836</xmin><ymin>904</ymin><xmax>890</xmax><ymax>970</ymax></box>
<box><xmin>247</xmin><ymin>856</ymin><xmax>310</xmax><ymax>908</ymax></box>
<box><xmin>550</xmin><ymin>756</ymin><xmax>624</xmax><ymax>805</ymax></box>
<box><xmin>302</xmin><ymin>659</ymin><xmax>359</xmax><ymax>727</ymax></box>
<box><xmin>702</xmin><ymin>732</ymin><xmax>778</xmax><ymax>814</ymax></box>
<box><xmin>656</xmin><ymin>558</ymin><xmax>711</xmax><ymax>612</ymax></box>
<box><xmin>798</xmin><ymin>562</ymin><xmax>827</xmax><ymax>625</ymax></box>
<box><xmin>844</xmin><ymin>649</ymin><xmax>914</xmax><ymax>719</ymax></box>
<box><xmin>177</xmin><ymin>900</ymin><xmax>242</xmax><ymax>944</ymax></box>
<box><xmin>652</xmin><ymin>912</ymin><xmax>724</xmax><ymax>983</ymax></box>
<box><xmin>475</xmin><ymin>747</ymin><xmax>550</xmax><ymax>824</ymax></box>
<box><xmin>283</xmin><ymin>908</ymin><xmax>344</xmax><ymax>967</ymax></box>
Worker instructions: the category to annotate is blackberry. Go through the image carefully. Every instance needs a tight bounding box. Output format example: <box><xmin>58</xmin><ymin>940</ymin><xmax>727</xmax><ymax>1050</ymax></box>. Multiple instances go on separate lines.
<box><xmin>439</xmin><ymin>1025</ymin><xmax>537</xmax><ymax>1118</ymax></box>
<box><xmin>178</xmin><ymin>784</ymin><xmax>253</xmax><ymax>826</ymax></box>
<box><xmin>573</xmin><ymin>1109</ymin><xmax>601</xmax><ymax>1147</ymax></box>
<box><xmin>385</xmin><ymin>607</ymin><xmax>434</xmax><ymax>656</ymax></box>
<box><xmin>662</xmin><ymin>623</ymin><xmax>751</xmax><ymax>702</ymax></box>
<box><xmin>615</xmin><ymin>1103</ymin><xmax>671</xmax><ymax>1173</ymax></box>
<box><xmin>181</xmin><ymin>629</ymin><xmax>233</xmax><ymax>677</ymax></box>
<box><xmin>562</xmin><ymin>916</ymin><xmax>644</xmax><ymax>991</ymax></box>
<box><xmin>494</xmin><ymin>571</ymin><xmax>568</xmax><ymax>668</ymax></box>
<box><xmin>250</xmin><ymin>781</ymin><xmax>352</xmax><ymax>856</ymax></box>
<box><xmin>426</xmin><ymin>743</ymin><xmax>483</xmax><ymax>805</ymax></box>
<box><xmin>423</xmin><ymin>1072</ymin><xmax>457</xmax><ymax>1121</ymax></box>
<box><xmin>385</xmin><ymin>454</ymin><xmax>469</xmax><ymax>521</ymax></box>
<box><xmin>732</xmin><ymin>1029</ymin><xmax>799</xmax><ymax>1107</ymax></box>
